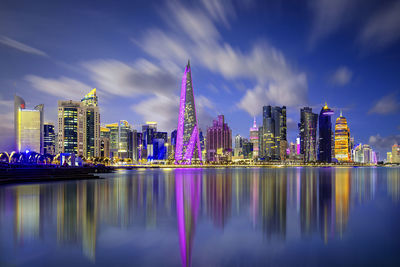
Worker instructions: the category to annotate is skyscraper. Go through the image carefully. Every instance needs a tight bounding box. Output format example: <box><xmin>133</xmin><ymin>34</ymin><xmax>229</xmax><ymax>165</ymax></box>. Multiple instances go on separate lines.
<box><xmin>206</xmin><ymin>115</ymin><xmax>232</xmax><ymax>162</ymax></box>
<box><xmin>57</xmin><ymin>100</ymin><xmax>84</xmax><ymax>155</ymax></box>
<box><xmin>175</xmin><ymin>60</ymin><xmax>202</xmax><ymax>164</ymax></box>
<box><xmin>44</xmin><ymin>123</ymin><xmax>55</xmax><ymax>155</ymax></box>
<box><xmin>234</xmin><ymin>134</ymin><xmax>244</xmax><ymax>157</ymax></box>
<box><xmin>81</xmin><ymin>88</ymin><xmax>100</xmax><ymax>158</ymax></box>
<box><xmin>100</xmin><ymin>127</ymin><xmax>110</xmax><ymax>158</ymax></box>
<box><xmin>259</xmin><ymin>106</ymin><xmax>287</xmax><ymax>160</ymax></box>
<box><xmin>334</xmin><ymin>111</ymin><xmax>351</xmax><ymax>162</ymax></box>
<box><xmin>106</xmin><ymin>120</ymin><xmax>135</xmax><ymax>160</ymax></box>
<box><xmin>299</xmin><ymin>107</ymin><xmax>318</xmax><ymax>162</ymax></box>
<box><xmin>57</xmin><ymin>89</ymin><xmax>100</xmax><ymax>158</ymax></box>
<box><xmin>14</xmin><ymin>95</ymin><xmax>44</xmax><ymax>153</ymax></box>
<box><xmin>249</xmin><ymin>117</ymin><xmax>259</xmax><ymax>159</ymax></box>
<box><xmin>318</xmin><ymin>103</ymin><xmax>334</xmax><ymax>163</ymax></box>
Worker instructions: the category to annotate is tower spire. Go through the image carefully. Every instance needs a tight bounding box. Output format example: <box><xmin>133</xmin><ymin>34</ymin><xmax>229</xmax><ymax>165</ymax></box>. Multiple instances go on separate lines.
<box><xmin>340</xmin><ymin>110</ymin><xmax>343</xmax><ymax>117</ymax></box>
<box><xmin>253</xmin><ymin>116</ymin><xmax>257</xmax><ymax>127</ymax></box>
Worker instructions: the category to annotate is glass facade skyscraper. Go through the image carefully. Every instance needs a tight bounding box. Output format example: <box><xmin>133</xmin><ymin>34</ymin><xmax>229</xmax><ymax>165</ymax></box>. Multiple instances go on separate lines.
<box><xmin>334</xmin><ymin>112</ymin><xmax>351</xmax><ymax>162</ymax></box>
<box><xmin>318</xmin><ymin>103</ymin><xmax>334</xmax><ymax>163</ymax></box>
<box><xmin>299</xmin><ymin>107</ymin><xmax>318</xmax><ymax>162</ymax></box>
<box><xmin>81</xmin><ymin>88</ymin><xmax>100</xmax><ymax>158</ymax></box>
<box><xmin>175</xmin><ymin>60</ymin><xmax>202</xmax><ymax>164</ymax></box>
<box><xmin>259</xmin><ymin>106</ymin><xmax>287</xmax><ymax>160</ymax></box>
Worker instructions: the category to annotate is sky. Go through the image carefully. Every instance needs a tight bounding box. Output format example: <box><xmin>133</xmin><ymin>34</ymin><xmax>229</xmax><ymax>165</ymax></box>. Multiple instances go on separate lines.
<box><xmin>0</xmin><ymin>0</ymin><xmax>399</xmax><ymax>157</ymax></box>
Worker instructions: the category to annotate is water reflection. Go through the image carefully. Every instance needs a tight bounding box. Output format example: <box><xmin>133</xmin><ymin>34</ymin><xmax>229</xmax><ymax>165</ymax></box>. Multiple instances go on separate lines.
<box><xmin>0</xmin><ymin>167</ymin><xmax>399</xmax><ymax>266</ymax></box>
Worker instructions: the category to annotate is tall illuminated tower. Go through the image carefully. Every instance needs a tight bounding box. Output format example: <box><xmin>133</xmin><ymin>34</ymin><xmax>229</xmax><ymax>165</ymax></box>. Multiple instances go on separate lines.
<box><xmin>318</xmin><ymin>103</ymin><xmax>334</xmax><ymax>163</ymax></box>
<box><xmin>334</xmin><ymin>111</ymin><xmax>351</xmax><ymax>162</ymax></box>
<box><xmin>175</xmin><ymin>60</ymin><xmax>202</xmax><ymax>164</ymax></box>
<box><xmin>249</xmin><ymin>117</ymin><xmax>259</xmax><ymax>159</ymax></box>
<box><xmin>81</xmin><ymin>88</ymin><xmax>100</xmax><ymax>158</ymax></box>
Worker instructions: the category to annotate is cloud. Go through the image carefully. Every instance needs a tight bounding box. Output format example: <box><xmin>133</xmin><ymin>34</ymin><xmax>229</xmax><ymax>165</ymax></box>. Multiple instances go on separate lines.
<box><xmin>330</xmin><ymin>66</ymin><xmax>352</xmax><ymax>86</ymax></box>
<box><xmin>132</xmin><ymin>94</ymin><xmax>215</xmax><ymax>132</ymax></box>
<box><xmin>308</xmin><ymin>0</ymin><xmax>359</xmax><ymax>45</ymax></box>
<box><xmin>368</xmin><ymin>92</ymin><xmax>400</xmax><ymax>115</ymax></box>
<box><xmin>201</xmin><ymin>0</ymin><xmax>236</xmax><ymax>27</ymax></box>
<box><xmin>25</xmin><ymin>75</ymin><xmax>92</xmax><ymax>100</ymax></box>
<box><xmin>0</xmin><ymin>36</ymin><xmax>48</xmax><ymax>57</ymax></box>
<box><xmin>139</xmin><ymin>2</ymin><xmax>308</xmax><ymax>117</ymax></box>
<box><xmin>369</xmin><ymin>134</ymin><xmax>400</xmax><ymax>152</ymax></box>
<box><xmin>359</xmin><ymin>1</ymin><xmax>400</xmax><ymax>50</ymax></box>
<box><xmin>83</xmin><ymin>59</ymin><xmax>180</xmax><ymax>97</ymax></box>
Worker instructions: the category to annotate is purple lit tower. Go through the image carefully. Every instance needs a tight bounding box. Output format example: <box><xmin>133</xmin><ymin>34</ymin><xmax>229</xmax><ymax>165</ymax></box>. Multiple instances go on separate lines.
<box><xmin>175</xmin><ymin>60</ymin><xmax>202</xmax><ymax>164</ymax></box>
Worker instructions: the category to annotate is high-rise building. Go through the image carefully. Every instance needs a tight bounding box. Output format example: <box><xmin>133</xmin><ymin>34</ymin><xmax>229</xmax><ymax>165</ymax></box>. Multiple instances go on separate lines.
<box><xmin>81</xmin><ymin>88</ymin><xmax>100</xmax><ymax>158</ymax></box>
<box><xmin>318</xmin><ymin>103</ymin><xmax>334</xmax><ymax>163</ymax></box>
<box><xmin>57</xmin><ymin>89</ymin><xmax>100</xmax><ymax>158</ymax></box>
<box><xmin>242</xmin><ymin>139</ymin><xmax>253</xmax><ymax>159</ymax></box>
<box><xmin>234</xmin><ymin>134</ymin><xmax>244</xmax><ymax>157</ymax></box>
<box><xmin>44</xmin><ymin>123</ymin><xmax>55</xmax><ymax>155</ymax></box>
<box><xmin>175</xmin><ymin>60</ymin><xmax>202</xmax><ymax>164</ymax></box>
<box><xmin>392</xmin><ymin>144</ymin><xmax>400</xmax><ymax>163</ymax></box>
<box><xmin>249</xmin><ymin>117</ymin><xmax>259</xmax><ymax>159</ymax></box>
<box><xmin>57</xmin><ymin>100</ymin><xmax>84</xmax><ymax>155</ymax></box>
<box><xmin>206</xmin><ymin>115</ymin><xmax>232</xmax><ymax>162</ymax></box>
<box><xmin>259</xmin><ymin>106</ymin><xmax>287</xmax><ymax>160</ymax></box>
<box><xmin>299</xmin><ymin>107</ymin><xmax>318</xmax><ymax>162</ymax></box>
<box><xmin>334</xmin><ymin>112</ymin><xmax>351</xmax><ymax>162</ymax></box>
<box><xmin>14</xmin><ymin>95</ymin><xmax>44</xmax><ymax>153</ymax></box>
<box><xmin>106</xmin><ymin>120</ymin><xmax>135</xmax><ymax>160</ymax></box>
<box><xmin>100</xmin><ymin>127</ymin><xmax>110</xmax><ymax>158</ymax></box>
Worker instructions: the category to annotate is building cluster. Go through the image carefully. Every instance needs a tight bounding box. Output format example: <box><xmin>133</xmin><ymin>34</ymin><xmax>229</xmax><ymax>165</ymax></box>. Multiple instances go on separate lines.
<box><xmin>11</xmin><ymin>61</ymin><xmax>390</xmax><ymax>165</ymax></box>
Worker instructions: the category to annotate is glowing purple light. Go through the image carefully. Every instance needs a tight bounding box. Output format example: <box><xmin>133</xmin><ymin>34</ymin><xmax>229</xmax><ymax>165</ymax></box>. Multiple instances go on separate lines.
<box><xmin>175</xmin><ymin>62</ymin><xmax>202</xmax><ymax>164</ymax></box>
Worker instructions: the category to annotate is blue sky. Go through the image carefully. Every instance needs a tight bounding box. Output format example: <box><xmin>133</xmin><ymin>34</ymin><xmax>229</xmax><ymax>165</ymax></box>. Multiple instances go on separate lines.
<box><xmin>0</xmin><ymin>0</ymin><xmax>399</xmax><ymax>156</ymax></box>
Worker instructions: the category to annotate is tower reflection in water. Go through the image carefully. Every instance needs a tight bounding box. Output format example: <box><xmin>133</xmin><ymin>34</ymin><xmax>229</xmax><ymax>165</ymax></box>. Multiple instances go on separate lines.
<box><xmin>0</xmin><ymin>167</ymin><xmax>398</xmax><ymax>266</ymax></box>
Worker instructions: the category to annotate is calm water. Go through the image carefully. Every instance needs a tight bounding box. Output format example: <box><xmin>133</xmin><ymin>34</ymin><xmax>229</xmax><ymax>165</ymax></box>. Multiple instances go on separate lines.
<box><xmin>1</xmin><ymin>167</ymin><xmax>400</xmax><ymax>266</ymax></box>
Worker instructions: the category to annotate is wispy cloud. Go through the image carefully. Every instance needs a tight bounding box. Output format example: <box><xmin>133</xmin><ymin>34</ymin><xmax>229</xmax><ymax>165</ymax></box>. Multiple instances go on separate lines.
<box><xmin>330</xmin><ymin>66</ymin><xmax>352</xmax><ymax>86</ymax></box>
<box><xmin>359</xmin><ymin>1</ymin><xmax>400</xmax><ymax>50</ymax></box>
<box><xmin>368</xmin><ymin>92</ymin><xmax>400</xmax><ymax>115</ymax></box>
<box><xmin>0</xmin><ymin>36</ymin><xmax>48</xmax><ymax>57</ymax></box>
<box><xmin>82</xmin><ymin>59</ymin><xmax>180</xmax><ymax>97</ymax></box>
<box><xmin>308</xmin><ymin>0</ymin><xmax>360</xmax><ymax>46</ymax></box>
<box><xmin>25</xmin><ymin>75</ymin><xmax>92</xmax><ymax>99</ymax></box>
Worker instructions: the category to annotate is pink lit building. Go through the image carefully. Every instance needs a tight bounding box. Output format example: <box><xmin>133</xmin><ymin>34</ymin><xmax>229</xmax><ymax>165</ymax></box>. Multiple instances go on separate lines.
<box><xmin>206</xmin><ymin>115</ymin><xmax>232</xmax><ymax>162</ymax></box>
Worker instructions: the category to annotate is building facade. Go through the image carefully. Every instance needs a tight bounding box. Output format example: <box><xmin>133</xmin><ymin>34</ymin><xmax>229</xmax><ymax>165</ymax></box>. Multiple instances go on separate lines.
<box><xmin>334</xmin><ymin>112</ymin><xmax>351</xmax><ymax>162</ymax></box>
<box><xmin>249</xmin><ymin>117</ymin><xmax>259</xmax><ymax>159</ymax></box>
<box><xmin>100</xmin><ymin>127</ymin><xmax>110</xmax><ymax>158</ymax></box>
<box><xmin>81</xmin><ymin>88</ymin><xmax>100</xmax><ymax>158</ymax></box>
<box><xmin>14</xmin><ymin>95</ymin><xmax>44</xmax><ymax>154</ymax></box>
<box><xmin>206</xmin><ymin>115</ymin><xmax>232</xmax><ymax>162</ymax></box>
<box><xmin>392</xmin><ymin>144</ymin><xmax>400</xmax><ymax>163</ymax></box>
<box><xmin>259</xmin><ymin>106</ymin><xmax>287</xmax><ymax>161</ymax></box>
<box><xmin>175</xmin><ymin>60</ymin><xmax>202</xmax><ymax>164</ymax></box>
<box><xmin>106</xmin><ymin>120</ymin><xmax>135</xmax><ymax>160</ymax></box>
<box><xmin>44</xmin><ymin>123</ymin><xmax>55</xmax><ymax>155</ymax></box>
<box><xmin>318</xmin><ymin>103</ymin><xmax>334</xmax><ymax>163</ymax></box>
<box><xmin>299</xmin><ymin>107</ymin><xmax>318</xmax><ymax>162</ymax></box>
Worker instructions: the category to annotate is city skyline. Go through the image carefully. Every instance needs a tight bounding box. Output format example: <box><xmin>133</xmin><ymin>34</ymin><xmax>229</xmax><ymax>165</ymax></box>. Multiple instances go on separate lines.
<box><xmin>0</xmin><ymin>0</ymin><xmax>400</xmax><ymax>156</ymax></box>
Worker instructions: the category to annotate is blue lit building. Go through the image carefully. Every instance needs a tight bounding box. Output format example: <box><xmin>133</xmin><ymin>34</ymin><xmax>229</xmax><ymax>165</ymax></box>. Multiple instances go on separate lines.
<box><xmin>318</xmin><ymin>103</ymin><xmax>334</xmax><ymax>163</ymax></box>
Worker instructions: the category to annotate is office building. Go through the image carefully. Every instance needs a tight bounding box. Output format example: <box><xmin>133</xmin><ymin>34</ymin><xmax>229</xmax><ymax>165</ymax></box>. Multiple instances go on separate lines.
<box><xmin>318</xmin><ymin>103</ymin><xmax>334</xmax><ymax>163</ymax></box>
<box><xmin>100</xmin><ymin>127</ymin><xmax>110</xmax><ymax>158</ymax></box>
<box><xmin>81</xmin><ymin>88</ymin><xmax>100</xmax><ymax>158</ymax></box>
<box><xmin>234</xmin><ymin>134</ymin><xmax>244</xmax><ymax>157</ymax></box>
<box><xmin>334</xmin><ymin>111</ymin><xmax>351</xmax><ymax>162</ymax></box>
<box><xmin>106</xmin><ymin>120</ymin><xmax>135</xmax><ymax>160</ymax></box>
<box><xmin>175</xmin><ymin>60</ymin><xmax>202</xmax><ymax>163</ymax></box>
<box><xmin>259</xmin><ymin>106</ymin><xmax>287</xmax><ymax>161</ymax></box>
<box><xmin>14</xmin><ymin>95</ymin><xmax>44</xmax><ymax>153</ymax></box>
<box><xmin>249</xmin><ymin>117</ymin><xmax>259</xmax><ymax>159</ymax></box>
<box><xmin>206</xmin><ymin>115</ymin><xmax>232</xmax><ymax>162</ymax></box>
<box><xmin>392</xmin><ymin>144</ymin><xmax>400</xmax><ymax>163</ymax></box>
<box><xmin>352</xmin><ymin>144</ymin><xmax>377</xmax><ymax>164</ymax></box>
<box><xmin>44</xmin><ymin>123</ymin><xmax>55</xmax><ymax>155</ymax></box>
<box><xmin>299</xmin><ymin>107</ymin><xmax>318</xmax><ymax>162</ymax></box>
